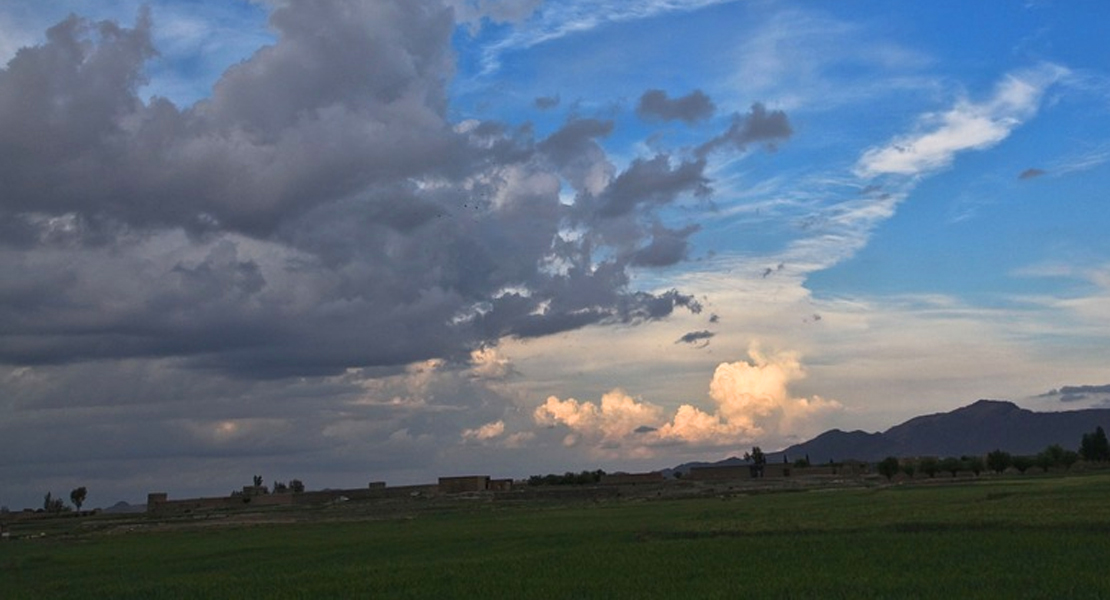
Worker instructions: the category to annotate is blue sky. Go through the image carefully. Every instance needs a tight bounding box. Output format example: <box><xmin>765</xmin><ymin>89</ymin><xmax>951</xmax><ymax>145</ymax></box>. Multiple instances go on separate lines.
<box><xmin>1</xmin><ymin>0</ymin><xmax>1109</xmax><ymax>510</ymax></box>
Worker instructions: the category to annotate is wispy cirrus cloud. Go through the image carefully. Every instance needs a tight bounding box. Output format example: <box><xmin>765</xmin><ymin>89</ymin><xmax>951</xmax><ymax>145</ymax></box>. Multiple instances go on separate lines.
<box><xmin>855</xmin><ymin>63</ymin><xmax>1068</xmax><ymax>178</ymax></box>
<box><xmin>476</xmin><ymin>0</ymin><xmax>740</xmax><ymax>74</ymax></box>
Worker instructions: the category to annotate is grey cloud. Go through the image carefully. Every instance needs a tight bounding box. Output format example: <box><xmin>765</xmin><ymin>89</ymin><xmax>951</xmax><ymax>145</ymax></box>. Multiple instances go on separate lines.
<box><xmin>0</xmin><ymin>1</ymin><xmax>805</xmax><ymax>509</ymax></box>
<box><xmin>675</xmin><ymin>330</ymin><xmax>714</xmax><ymax>345</ymax></box>
<box><xmin>450</xmin><ymin>0</ymin><xmax>543</xmax><ymax>28</ymax></box>
<box><xmin>1039</xmin><ymin>384</ymin><xmax>1110</xmax><ymax>403</ymax></box>
<box><xmin>534</xmin><ymin>94</ymin><xmax>560</xmax><ymax>109</ymax></box>
<box><xmin>538</xmin><ymin>118</ymin><xmax>614</xmax><ymax>164</ymax></box>
<box><xmin>636</xmin><ymin>89</ymin><xmax>715</xmax><ymax>124</ymax></box>
<box><xmin>632</xmin><ymin>224</ymin><xmax>700</xmax><ymax>267</ymax></box>
<box><xmin>0</xmin><ymin>2</ymin><xmax>464</xmax><ymax>237</ymax></box>
<box><xmin>537</xmin><ymin>117</ymin><xmax>614</xmax><ymax>193</ymax></box>
<box><xmin>0</xmin><ymin>2</ymin><xmax>710</xmax><ymax>379</ymax></box>
<box><xmin>697</xmin><ymin>102</ymin><xmax>792</xmax><ymax>157</ymax></box>
<box><xmin>0</xmin><ymin>3</ymin><xmax>725</xmax><ymax>380</ymax></box>
<box><xmin>595</xmin><ymin>155</ymin><xmax>710</xmax><ymax>218</ymax></box>
<box><xmin>1019</xmin><ymin>167</ymin><xmax>1046</xmax><ymax>180</ymax></box>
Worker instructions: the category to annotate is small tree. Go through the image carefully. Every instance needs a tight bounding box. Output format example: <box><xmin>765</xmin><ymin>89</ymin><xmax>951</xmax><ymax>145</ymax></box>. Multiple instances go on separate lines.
<box><xmin>878</xmin><ymin>456</ymin><xmax>900</xmax><ymax>480</ymax></box>
<box><xmin>744</xmin><ymin>446</ymin><xmax>767</xmax><ymax>478</ymax></box>
<box><xmin>987</xmin><ymin>449</ymin><xmax>1012</xmax><ymax>474</ymax></box>
<box><xmin>290</xmin><ymin>479</ymin><xmax>305</xmax><ymax>493</ymax></box>
<box><xmin>253</xmin><ymin>475</ymin><xmax>264</xmax><ymax>487</ymax></box>
<box><xmin>1080</xmin><ymin>426</ymin><xmax>1110</xmax><ymax>462</ymax></box>
<box><xmin>964</xmin><ymin>456</ymin><xmax>985</xmax><ymax>476</ymax></box>
<box><xmin>901</xmin><ymin>463</ymin><xmax>916</xmax><ymax>479</ymax></box>
<box><xmin>919</xmin><ymin>457</ymin><xmax>939</xmax><ymax>478</ymax></box>
<box><xmin>939</xmin><ymin>457</ymin><xmax>960</xmax><ymax>477</ymax></box>
<box><xmin>43</xmin><ymin>492</ymin><xmax>65</xmax><ymax>514</ymax></box>
<box><xmin>70</xmin><ymin>487</ymin><xmax>87</xmax><ymax>512</ymax></box>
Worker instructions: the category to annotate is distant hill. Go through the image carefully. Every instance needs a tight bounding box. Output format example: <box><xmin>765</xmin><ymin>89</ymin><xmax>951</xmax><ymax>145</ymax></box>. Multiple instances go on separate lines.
<box><xmin>101</xmin><ymin>501</ymin><xmax>145</xmax><ymax>514</ymax></box>
<box><xmin>669</xmin><ymin>399</ymin><xmax>1110</xmax><ymax>473</ymax></box>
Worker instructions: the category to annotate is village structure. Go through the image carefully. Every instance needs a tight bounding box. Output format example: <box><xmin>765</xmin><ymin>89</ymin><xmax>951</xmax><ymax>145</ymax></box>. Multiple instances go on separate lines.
<box><xmin>143</xmin><ymin>461</ymin><xmax>870</xmax><ymax>515</ymax></box>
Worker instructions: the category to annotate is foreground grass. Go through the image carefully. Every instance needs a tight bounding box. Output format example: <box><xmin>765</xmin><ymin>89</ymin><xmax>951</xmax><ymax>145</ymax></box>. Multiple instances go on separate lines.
<box><xmin>3</xmin><ymin>473</ymin><xmax>1110</xmax><ymax>598</ymax></box>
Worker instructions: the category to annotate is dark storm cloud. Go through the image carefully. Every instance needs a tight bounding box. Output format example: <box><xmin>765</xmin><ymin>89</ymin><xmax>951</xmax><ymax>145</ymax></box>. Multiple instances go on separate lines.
<box><xmin>631</xmin><ymin>224</ymin><xmax>701</xmax><ymax>267</ymax></box>
<box><xmin>1039</xmin><ymin>384</ymin><xmax>1110</xmax><ymax>403</ymax></box>
<box><xmin>0</xmin><ymin>0</ymin><xmax>790</xmax><ymax>383</ymax></box>
<box><xmin>1019</xmin><ymin>167</ymin><xmax>1046</xmax><ymax>180</ymax></box>
<box><xmin>595</xmin><ymin>155</ymin><xmax>710</xmax><ymax>218</ymax></box>
<box><xmin>636</xmin><ymin>89</ymin><xmax>715</xmax><ymax>124</ymax></box>
<box><xmin>697</xmin><ymin>102</ymin><xmax>793</xmax><ymax>157</ymax></box>
<box><xmin>3</xmin><ymin>1</ymin><xmax>470</xmax><ymax>238</ymax></box>
<box><xmin>536</xmin><ymin>117</ymin><xmax>614</xmax><ymax>193</ymax></box>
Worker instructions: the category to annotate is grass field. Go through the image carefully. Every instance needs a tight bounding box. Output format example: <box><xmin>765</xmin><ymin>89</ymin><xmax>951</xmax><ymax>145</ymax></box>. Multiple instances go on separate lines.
<box><xmin>3</xmin><ymin>473</ymin><xmax>1110</xmax><ymax>598</ymax></box>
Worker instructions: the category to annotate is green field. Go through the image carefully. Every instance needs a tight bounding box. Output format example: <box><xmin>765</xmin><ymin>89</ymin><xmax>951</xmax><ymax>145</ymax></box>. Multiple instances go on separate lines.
<box><xmin>4</xmin><ymin>473</ymin><xmax>1110</xmax><ymax>598</ymax></box>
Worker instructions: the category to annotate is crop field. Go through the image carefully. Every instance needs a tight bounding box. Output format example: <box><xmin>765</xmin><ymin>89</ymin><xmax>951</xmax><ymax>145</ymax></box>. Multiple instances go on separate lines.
<box><xmin>3</xmin><ymin>473</ymin><xmax>1110</xmax><ymax>598</ymax></box>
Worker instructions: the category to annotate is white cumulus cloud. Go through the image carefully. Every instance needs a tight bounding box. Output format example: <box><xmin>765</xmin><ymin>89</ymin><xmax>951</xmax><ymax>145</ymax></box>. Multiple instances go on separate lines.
<box><xmin>532</xmin><ymin>345</ymin><xmax>841</xmax><ymax>454</ymax></box>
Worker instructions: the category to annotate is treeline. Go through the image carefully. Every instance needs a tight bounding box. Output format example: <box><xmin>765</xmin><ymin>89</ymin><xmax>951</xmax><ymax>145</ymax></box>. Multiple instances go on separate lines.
<box><xmin>232</xmin><ymin>474</ymin><xmax>306</xmax><ymax>496</ymax></box>
<box><xmin>15</xmin><ymin>487</ymin><xmax>90</xmax><ymax>515</ymax></box>
<box><xmin>877</xmin><ymin>426</ymin><xmax>1110</xmax><ymax>480</ymax></box>
<box><xmin>527</xmin><ymin>469</ymin><xmax>606</xmax><ymax>486</ymax></box>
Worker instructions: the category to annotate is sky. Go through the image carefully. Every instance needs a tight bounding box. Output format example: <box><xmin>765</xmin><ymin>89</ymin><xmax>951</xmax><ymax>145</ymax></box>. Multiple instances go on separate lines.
<box><xmin>2</xmin><ymin>0</ymin><xmax>1109</xmax><ymax>510</ymax></box>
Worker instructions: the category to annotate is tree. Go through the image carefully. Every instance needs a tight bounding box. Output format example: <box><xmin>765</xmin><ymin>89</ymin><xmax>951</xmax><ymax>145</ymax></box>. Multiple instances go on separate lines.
<box><xmin>70</xmin><ymin>487</ymin><xmax>87</xmax><ymax>512</ymax></box>
<box><xmin>939</xmin><ymin>457</ymin><xmax>960</xmax><ymax>477</ymax></box>
<box><xmin>1011</xmin><ymin>455</ymin><xmax>1034</xmax><ymax>474</ymax></box>
<box><xmin>987</xmin><ymin>449</ymin><xmax>1012</xmax><ymax>474</ymax></box>
<box><xmin>1060</xmin><ymin>449</ymin><xmax>1079</xmax><ymax>470</ymax></box>
<box><xmin>1080</xmin><ymin>426</ymin><xmax>1110</xmax><ymax>462</ymax></box>
<box><xmin>901</xmin><ymin>462</ymin><xmax>916</xmax><ymax>479</ymax></box>
<box><xmin>253</xmin><ymin>474</ymin><xmax>264</xmax><ymax>487</ymax></box>
<box><xmin>290</xmin><ymin>479</ymin><xmax>305</xmax><ymax>493</ymax></box>
<box><xmin>919</xmin><ymin>457</ymin><xmax>939</xmax><ymax>478</ymax></box>
<box><xmin>42</xmin><ymin>492</ymin><xmax>65</xmax><ymax>514</ymax></box>
<box><xmin>963</xmin><ymin>456</ymin><xmax>985</xmax><ymax>476</ymax></box>
<box><xmin>878</xmin><ymin>456</ymin><xmax>900</xmax><ymax>481</ymax></box>
<box><xmin>744</xmin><ymin>446</ymin><xmax>767</xmax><ymax>478</ymax></box>
<box><xmin>1037</xmin><ymin>444</ymin><xmax>1069</xmax><ymax>472</ymax></box>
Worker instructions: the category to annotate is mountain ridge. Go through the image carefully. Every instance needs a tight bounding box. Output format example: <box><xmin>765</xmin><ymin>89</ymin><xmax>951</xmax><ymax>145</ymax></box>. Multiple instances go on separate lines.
<box><xmin>668</xmin><ymin>399</ymin><xmax>1110</xmax><ymax>473</ymax></box>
